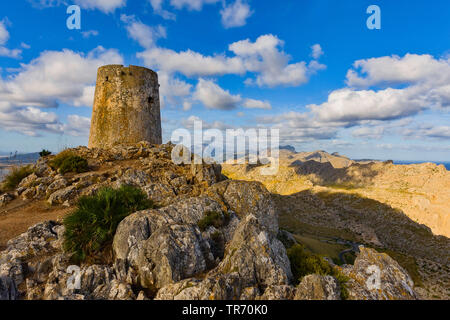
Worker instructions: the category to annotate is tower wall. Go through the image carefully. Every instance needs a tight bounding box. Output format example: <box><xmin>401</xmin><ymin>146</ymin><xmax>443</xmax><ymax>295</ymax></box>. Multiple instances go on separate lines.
<box><xmin>88</xmin><ymin>65</ymin><xmax>162</xmax><ymax>149</ymax></box>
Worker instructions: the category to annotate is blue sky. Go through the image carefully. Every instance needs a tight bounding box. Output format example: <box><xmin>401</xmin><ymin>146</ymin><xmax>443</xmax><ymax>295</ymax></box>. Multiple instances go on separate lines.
<box><xmin>0</xmin><ymin>0</ymin><xmax>449</xmax><ymax>161</ymax></box>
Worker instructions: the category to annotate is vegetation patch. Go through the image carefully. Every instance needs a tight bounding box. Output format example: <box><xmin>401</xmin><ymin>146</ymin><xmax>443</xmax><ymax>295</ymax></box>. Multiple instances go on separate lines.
<box><xmin>340</xmin><ymin>251</ymin><xmax>357</xmax><ymax>265</ymax></box>
<box><xmin>287</xmin><ymin>243</ymin><xmax>350</xmax><ymax>299</ymax></box>
<box><xmin>287</xmin><ymin>244</ymin><xmax>333</xmax><ymax>283</ymax></box>
<box><xmin>49</xmin><ymin>150</ymin><xmax>88</xmax><ymax>174</ymax></box>
<box><xmin>39</xmin><ymin>149</ymin><xmax>52</xmax><ymax>157</ymax></box>
<box><xmin>198</xmin><ymin>211</ymin><xmax>230</xmax><ymax>231</ymax></box>
<box><xmin>63</xmin><ymin>185</ymin><xmax>154</xmax><ymax>264</ymax></box>
<box><xmin>334</xmin><ymin>270</ymin><xmax>350</xmax><ymax>300</ymax></box>
<box><xmin>1</xmin><ymin>165</ymin><xmax>34</xmax><ymax>191</ymax></box>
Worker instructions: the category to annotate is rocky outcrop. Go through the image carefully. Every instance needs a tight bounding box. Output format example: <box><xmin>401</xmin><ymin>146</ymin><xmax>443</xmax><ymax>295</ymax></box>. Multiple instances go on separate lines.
<box><xmin>224</xmin><ymin>152</ymin><xmax>450</xmax><ymax>238</ymax></box>
<box><xmin>294</xmin><ymin>274</ymin><xmax>340</xmax><ymax>300</ymax></box>
<box><xmin>340</xmin><ymin>247</ymin><xmax>417</xmax><ymax>300</ymax></box>
<box><xmin>47</xmin><ymin>186</ymin><xmax>78</xmax><ymax>205</ymax></box>
<box><xmin>134</xmin><ymin>224</ymin><xmax>214</xmax><ymax>290</ymax></box>
<box><xmin>42</xmin><ymin>254</ymin><xmax>135</xmax><ymax>300</ymax></box>
<box><xmin>0</xmin><ymin>221</ymin><xmax>62</xmax><ymax>300</ymax></box>
<box><xmin>0</xmin><ymin>142</ymin><xmax>425</xmax><ymax>300</ymax></box>
<box><xmin>0</xmin><ymin>177</ymin><xmax>296</xmax><ymax>300</ymax></box>
<box><xmin>113</xmin><ymin>180</ymin><xmax>292</xmax><ymax>299</ymax></box>
<box><xmin>0</xmin><ymin>221</ymin><xmax>137</xmax><ymax>300</ymax></box>
<box><xmin>0</xmin><ymin>193</ymin><xmax>14</xmax><ymax>206</ymax></box>
<box><xmin>1</xmin><ymin>142</ymin><xmax>223</xmax><ymax>209</ymax></box>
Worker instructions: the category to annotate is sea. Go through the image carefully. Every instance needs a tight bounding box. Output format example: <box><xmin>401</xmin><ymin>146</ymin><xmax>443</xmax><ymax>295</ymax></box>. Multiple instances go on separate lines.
<box><xmin>0</xmin><ymin>152</ymin><xmax>40</xmax><ymax>181</ymax></box>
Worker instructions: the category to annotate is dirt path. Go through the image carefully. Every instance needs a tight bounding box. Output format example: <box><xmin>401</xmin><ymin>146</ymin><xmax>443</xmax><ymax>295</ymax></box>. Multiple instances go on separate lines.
<box><xmin>0</xmin><ymin>198</ymin><xmax>72</xmax><ymax>250</ymax></box>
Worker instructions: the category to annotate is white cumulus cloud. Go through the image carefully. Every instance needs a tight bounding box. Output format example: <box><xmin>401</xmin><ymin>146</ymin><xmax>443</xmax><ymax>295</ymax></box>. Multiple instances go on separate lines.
<box><xmin>192</xmin><ymin>79</ymin><xmax>274</xmax><ymax>111</ymax></box>
<box><xmin>193</xmin><ymin>79</ymin><xmax>241</xmax><ymax>110</ymax></box>
<box><xmin>229</xmin><ymin>34</ymin><xmax>325</xmax><ymax>87</ymax></box>
<box><xmin>220</xmin><ymin>0</ymin><xmax>253</xmax><ymax>28</ymax></box>
<box><xmin>138</xmin><ymin>34</ymin><xmax>325</xmax><ymax>88</ymax></box>
<box><xmin>75</xmin><ymin>0</ymin><xmax>126</xmax><ymax>13</ymax></box>
<box><xmin>0</xmin><ymin>18</ymin><xmax>23</xmax><ymax>59</ymax></box>
<box><xmin>311</xmin><ymin>44</ymin><xmax>323</xmax><ymax>59</ymax></box>
<box><xmin>0</xmin><ymin>46</ymin><xmax>123</xmax><ymax>136</ymax></box>
<box><xmin>311</xmin><ymin>54</ymin><xmax>450</xmax><ymax>123</ymax></box>
<box><xmin>138</xmin><ymin>47</ymin><xmax>245</xmax><ymax>77</ymax></box>
<box><xmin>243</xmin><ymin>98</ymin><xmax>271</xmax><ymax>110</ymax></box>
<box><xmin>121</xmin><ymin>15</ymin><xmax>166</xmax><ymax>49</ymax></box>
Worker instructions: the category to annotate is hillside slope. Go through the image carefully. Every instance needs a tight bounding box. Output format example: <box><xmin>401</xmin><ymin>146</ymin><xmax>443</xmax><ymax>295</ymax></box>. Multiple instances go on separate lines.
<box><xmin>223</xmin><ymin>150</ymin><xmax>450</xmax><ymax>238</ymax></box>
<box><xmin>222</xmin><ymin>150</ymin><xmax>450</xmax><ymax>299</ymax></box>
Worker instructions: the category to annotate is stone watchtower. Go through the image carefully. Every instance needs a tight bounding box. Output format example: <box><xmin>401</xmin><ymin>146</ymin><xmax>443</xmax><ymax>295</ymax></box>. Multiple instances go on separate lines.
<box><xmin>88</xmin><ymin>65</ymin><xmax>162</xmax><ymax>149</ymax></box>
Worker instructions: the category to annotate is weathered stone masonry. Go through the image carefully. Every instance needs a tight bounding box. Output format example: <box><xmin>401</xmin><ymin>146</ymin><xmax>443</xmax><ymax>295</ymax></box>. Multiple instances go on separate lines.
<box><xmin>88</xmin><ymin>65</ymin><xmax>162</xmax><ymax>149</ymax></box>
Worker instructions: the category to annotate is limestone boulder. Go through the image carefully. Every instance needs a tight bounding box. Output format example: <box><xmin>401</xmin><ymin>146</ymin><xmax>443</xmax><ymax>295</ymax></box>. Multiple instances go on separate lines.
<box><xmin>113</xmin><ymin>196</ymin><xmax>224</xmax><ymax>264</ymax></box>
<box><xmin>208</xmin><ymin>180</ymin><xmax>278</xmax><ymax>235</ymax></box>
<box><xmin>46</xmin><ymin>178</ymin><xmax>68</xmax><ymax>195</ymax></box>
<box><xmin>42</xmin><ymin>254</ymin><xmax>135</xmax><ymax>300</ymax></box>
<box><xmin>142</xmin><ymin>183</ymin><xmax>175</xmax><ymax>206</ymax></box>
<box><xmin>47</xmin><ymin>186</ymin><xmax>78</xmax><ymax>205</ymax></box>
<box><xmin>21</xmin><ymin>187</ymin><xmax>35</xmax><ymax>200</ymax></box>
<box><xmin>258</xmin><ymin>285</ymin><xmax>296</xmax><ymax>300</ymax></box>
<box><xmin>18</xmin><ymin>173</ymin><xmax>38</xmax><ymax>188</ymax></box>
<box><xmin>0</xmin><ymin>221</ymin><xmax>62</xmax><ymax>300</ymax></box>
<box><xmin>135</xmin><ymin>224</ymin><xmax>214</xmax><ymax>291</ymax></box>
<box><xmin>34</xmin><ymin>158</ymin><xmax>53</xmax><ymax>177</ymax></box>
<box><xmin>294</xmin><ymin>274</ymin><xmax>340</xmax><ymax>300</ymax></box>
<box><xmin>216</xmin><ymin>214</ymin><xmax>292</xmax><ymax>289</ymax></box>
<box><xmin>0</xmin><ymin>193</ymin><xmax>14</xmax><ymax>206</ymax></box>
<box><xmin>114</xmin><ymin>168</ymin><xmax>150</xmax><ymax>189</ymax></box>
<box><xmin>340</xmin><ymin>247</ymin><xmax>417</xmax><ymax>300</ymax></box>
<box><xmin>191</xmin><ymin>163</ymin><xmax>223</xmax><ymax>186</ymax></box>
<box><xmin>113</xmin><ymin>209</ymin><xmax>161</xmax><ymax>262</ymax></box>
<box><xmin>154</xmin><ymin>213</ymin><xmax>292</xmax><ymax>300</ymax></box>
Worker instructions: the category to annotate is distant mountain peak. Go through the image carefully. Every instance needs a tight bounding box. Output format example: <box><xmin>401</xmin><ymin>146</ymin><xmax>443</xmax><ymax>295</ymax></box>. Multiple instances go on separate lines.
<box><xmin>279</xmin><ymin>145</ymin><xmax>296</xmax><ymax>153</ymax></box>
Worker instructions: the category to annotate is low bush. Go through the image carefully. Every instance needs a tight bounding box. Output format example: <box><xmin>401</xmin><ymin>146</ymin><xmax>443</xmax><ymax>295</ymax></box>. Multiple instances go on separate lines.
<box><xmin>49</xmin><ymin>150</ymin><xmax>88</xmax><ymax>174</ymax></box>
<box><xmin>49</xmin><ymin>150</ymin><xmax>72</xmax><ymax>169</ymax></box>
<box><xmin>39</xmin><ymin>149</ymin><xmax>52</xmax><ymax>157</ymax></box>
<box><xmin>198</xmin><ymin>211</ymin><xmax>230</xmax><ymax>231</ymax></box>
<box><xmin>334</xmin><ymin>271</ymin><xmax>350</xmax><ymax>300</ymax></box>
<box><xmin>63</xmin><ymin>185</ymin><xmax>154</xmax><ymax>264</ymax></box>
<box><xmin>287</xmin><ymin>243</ymin><xmax>350</xmax><ymax>299</ymax></box>
<box><xmin>1</xmin><ymin>165</ymin><xmax>34</xmax><ymax>191</ymax></box>
<box><xmin>58</xmin><ymin>155</ymin><xmax>88</xmax><ymax>174</ymax></box>
<box><xmin>287</xmin><ymin>244</ymin><xmax>333</xmax><ymax>284</ymax></box>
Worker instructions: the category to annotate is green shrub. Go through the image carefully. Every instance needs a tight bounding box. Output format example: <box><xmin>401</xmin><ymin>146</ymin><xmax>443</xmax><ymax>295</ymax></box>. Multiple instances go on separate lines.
<box><xmin>198</xmin><ymin>211</ymin><xmax>230</xmax><ymax>231</ymax></box>
<box><xmin>287</xmin><ymin>244</ymin><xmax>333</xmax><ymax>284</ymax></box>
<box><xmin>1</xmin><ymin>165</ymin><xmax>34</xmax><ymax>191</ymax></box>
<box><xmin>39</xmin><ymin>149</ymin><xmax>52</xmax><ymax>157</ymax></box>
<box><xmin>63</xmin><ymin>185</ymin><xmax>154</xmax><ymax>264</ymax></box>
<box><xmin>334</xmin><ymin>271</ymin><xmax>350</xmax><ymax>300</ymax></box>
<box><xmin>59</xmin><ymin>155</ymin><xmax>88</xmax><ymax>174</ymax></box>
<box><xmin>49</xmin><ymin>151</ymin><xmax>88</xmax><ymax>174</ymax></box>
<box><xmin>287</xmin><ymin>243</ymin><xmax>350</xmax><ymax>299</ymax></box>
<box><xmin>49</xmin><ymin>150</ymin><xmax>72</xmax><ymax>169</ymax></box>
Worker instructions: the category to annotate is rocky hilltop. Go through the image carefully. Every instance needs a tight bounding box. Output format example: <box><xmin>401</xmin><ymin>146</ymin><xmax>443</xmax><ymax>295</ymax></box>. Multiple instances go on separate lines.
<box><xmin>224</xmin><ymin>149</ymin><xmax>450</xmax><ymax>237</ymax></box>
<box><xmin>280</xmin><ymin>149</ymin><xmax>356</xmax><ymax>168</ymax></box>
<box><xmin>0</xmin><ymin>143</ymin><xmax>423</xmax><ymax>300</ymax></box>
<box><xmin>223</xmin><ymin>149</ymin><xmax>450</xmax><ymax>299</ymax></box>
